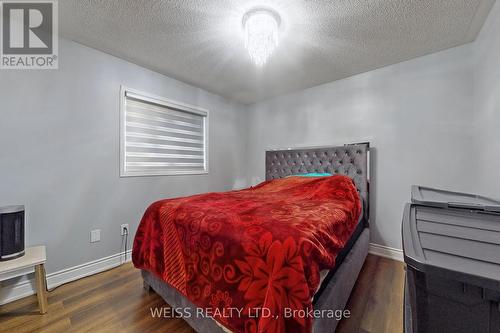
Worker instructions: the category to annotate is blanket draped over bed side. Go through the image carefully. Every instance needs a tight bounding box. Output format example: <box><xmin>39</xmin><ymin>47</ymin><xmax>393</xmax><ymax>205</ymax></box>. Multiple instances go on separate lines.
<box><xmin>133</xmin><ymin>175</ymin><xmax>361</xmax><ymax>333</ymax></box>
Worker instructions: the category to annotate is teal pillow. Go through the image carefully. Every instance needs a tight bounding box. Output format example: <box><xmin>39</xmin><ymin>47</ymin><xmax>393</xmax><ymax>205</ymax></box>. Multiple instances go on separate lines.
<box><xmin>291</xmin><ymin>172</ymin><xmax>332</xmax><ymax>177</ymax></box>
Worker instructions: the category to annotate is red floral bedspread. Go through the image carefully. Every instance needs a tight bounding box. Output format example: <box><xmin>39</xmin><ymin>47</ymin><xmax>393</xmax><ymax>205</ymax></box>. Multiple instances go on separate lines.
<box><xmin>133</xmin><ymin>175</ymin><xmax>361</xmax><ymax>333</ymax></box>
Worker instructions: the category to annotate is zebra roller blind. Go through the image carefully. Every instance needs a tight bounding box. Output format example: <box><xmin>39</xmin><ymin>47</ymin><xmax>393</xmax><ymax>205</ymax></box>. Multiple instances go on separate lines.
<box><xmin>120</xmin><ymin>88</ymin><xmax>208</xmax><ymax>176</ymax></box>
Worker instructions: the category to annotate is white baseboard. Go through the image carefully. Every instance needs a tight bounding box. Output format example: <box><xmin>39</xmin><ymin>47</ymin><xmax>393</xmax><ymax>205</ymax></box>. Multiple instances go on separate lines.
<box><xmin>369</xmin><ymin>243</ymin><xmax>404</xmax><ymax>262</ymax></box>
<box><xmin>0</xmin><ymin>249</ymin><xmax>132</xmax><ymax>306</ymax></box>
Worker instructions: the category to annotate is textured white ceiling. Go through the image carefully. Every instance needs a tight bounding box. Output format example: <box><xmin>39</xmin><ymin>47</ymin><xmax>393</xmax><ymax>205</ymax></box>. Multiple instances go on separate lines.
<box><xmin>59</xmin><ymin>0</ymin><xmax>495</xmax><ymax>104</ymax></box>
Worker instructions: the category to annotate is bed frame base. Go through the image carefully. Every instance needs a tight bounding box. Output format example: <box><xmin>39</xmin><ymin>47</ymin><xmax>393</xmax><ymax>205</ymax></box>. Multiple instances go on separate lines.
<box><xmin>313</xmin><ymin>228</ymin><xmax>370</xmax><ymax>332</ymax></box>
<box><xmin>143</xmin><ymin>280</ymin><xmax>152</xmax><ymax>292</ymax></box>
<box><xmin>141</xmin><ymin>228</ymin><xmax>369</xmax><ymax>333</ymax></box>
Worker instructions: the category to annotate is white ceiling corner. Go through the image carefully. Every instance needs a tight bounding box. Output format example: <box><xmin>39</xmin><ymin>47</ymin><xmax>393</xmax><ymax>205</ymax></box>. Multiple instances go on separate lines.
<box><xmin>59</xmin><ymin>0</ymin><xmax>495</xmax><ymax>104</ymax></box>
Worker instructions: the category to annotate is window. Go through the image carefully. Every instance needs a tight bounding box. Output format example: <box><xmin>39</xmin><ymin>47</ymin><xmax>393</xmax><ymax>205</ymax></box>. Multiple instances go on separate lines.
<box><xmin>120</xmin><ymin>87</ymin><xmax>208</xmax><ymax>177</ymax></box>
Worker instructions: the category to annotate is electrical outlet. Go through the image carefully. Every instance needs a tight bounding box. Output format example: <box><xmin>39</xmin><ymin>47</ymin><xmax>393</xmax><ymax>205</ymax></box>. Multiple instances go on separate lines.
<box><xmin>121</xmin><ymin>224</ymin><xmax>129</xmax><ymax>236</ymax></box>
<box><xmin>90</xmin><ymin>229</ymin><xmax>101</xmax><ymax>243</ymax></box>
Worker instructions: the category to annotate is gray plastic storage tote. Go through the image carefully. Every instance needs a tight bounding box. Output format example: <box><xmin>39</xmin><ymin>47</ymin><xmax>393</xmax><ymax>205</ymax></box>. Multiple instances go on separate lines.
<box><xmin>402</xmin><ymin>186</ymin><xmax>500</xmax><ymax>333</ymax></box>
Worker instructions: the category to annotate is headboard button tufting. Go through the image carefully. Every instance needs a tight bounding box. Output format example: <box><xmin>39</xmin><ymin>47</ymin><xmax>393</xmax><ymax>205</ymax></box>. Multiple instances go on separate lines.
<box><xmin>265</xmin><ymin>144</ymin><xmax>369</xmax><ymax>217</ymax></box>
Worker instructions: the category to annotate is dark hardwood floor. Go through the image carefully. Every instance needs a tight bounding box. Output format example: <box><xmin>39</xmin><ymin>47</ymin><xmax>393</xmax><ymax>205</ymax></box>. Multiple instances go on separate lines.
<box><xmin>0</xmin><ymin>254</ymin><xmax>404</xmax><ymax>333</ymax></box>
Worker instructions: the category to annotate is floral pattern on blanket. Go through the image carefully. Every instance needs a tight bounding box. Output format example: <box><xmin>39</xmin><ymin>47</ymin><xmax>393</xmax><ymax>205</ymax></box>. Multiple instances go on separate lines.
<box><xmin>133</xmin><ymin>175</ymin><xmax>361</xmax><ymax>333</ymax></box>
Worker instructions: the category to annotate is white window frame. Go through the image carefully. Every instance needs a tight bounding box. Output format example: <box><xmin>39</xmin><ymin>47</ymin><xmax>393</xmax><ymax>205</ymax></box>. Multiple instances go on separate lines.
<box><xmin>120</xmin><ymin>86</ymin><xmax>209</xmax><ymax>177</ymax></box>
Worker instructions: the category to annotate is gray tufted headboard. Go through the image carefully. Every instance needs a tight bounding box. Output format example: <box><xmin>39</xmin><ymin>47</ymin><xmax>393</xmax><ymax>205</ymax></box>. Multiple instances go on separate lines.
<box><xmin>265</xmin><ymin>143</ymin><xmax>370</xmax><ymax>220</ymax></box>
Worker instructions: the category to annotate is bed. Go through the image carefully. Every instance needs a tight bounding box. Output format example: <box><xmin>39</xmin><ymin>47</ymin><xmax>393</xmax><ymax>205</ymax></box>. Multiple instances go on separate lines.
<box><xmin>134</xmin><ymin>143</ymin><xmax>370</xmax><ymax>333</ymax></box>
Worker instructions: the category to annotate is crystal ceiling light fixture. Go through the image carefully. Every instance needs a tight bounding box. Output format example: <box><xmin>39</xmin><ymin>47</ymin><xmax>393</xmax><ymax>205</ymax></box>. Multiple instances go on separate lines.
<box><xmin>242</xmin><ymin>8</ymin><xmax>281</xmax><ymax>66</ymax></box>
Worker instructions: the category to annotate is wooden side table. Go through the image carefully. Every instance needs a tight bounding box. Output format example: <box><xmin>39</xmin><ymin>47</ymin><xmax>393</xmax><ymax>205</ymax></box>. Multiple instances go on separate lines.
<box><xmin>0</xmin><ymin>246</ymin><xmax>48</xmax><ymax>314</ymax></box>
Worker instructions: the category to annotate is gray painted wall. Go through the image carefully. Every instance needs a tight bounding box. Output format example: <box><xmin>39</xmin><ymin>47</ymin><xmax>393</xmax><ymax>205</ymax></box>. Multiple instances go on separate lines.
<box><xmin>1</xmin><ymin>7</ymin><xmax>498</xmax><ymax>278</ymax></box>
<box><xmin>245</xmin><ymin>45</ymin><xmax>478</xmax><ymax>250</ymax></box>
<box><xmin>474</xmin><ymin>0</ymin><xmax>500</xmax><ymax>198</ymax></box>
<box><xmin>0</xmin><ymin>39</ymin><xmax>248</xmax><ymax>273</ymax></box>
